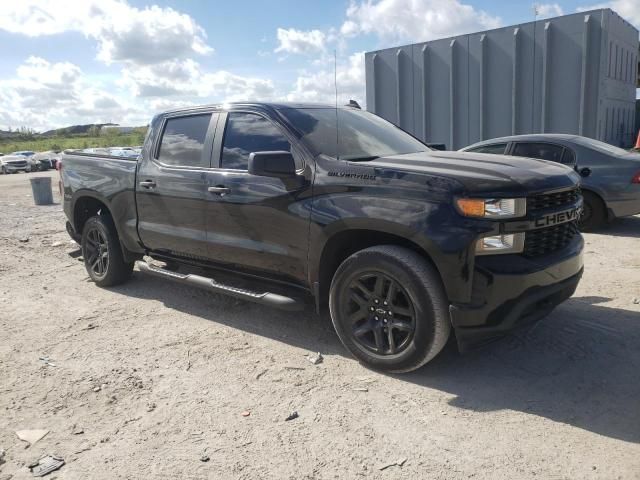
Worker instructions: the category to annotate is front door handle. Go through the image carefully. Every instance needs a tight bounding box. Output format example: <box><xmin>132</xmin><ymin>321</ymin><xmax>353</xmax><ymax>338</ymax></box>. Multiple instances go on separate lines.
<box><xmin>139</xmin><ymin>180</ymin><xmax>156</xmax><ymax>188</ymax></box>
<box><xmin>208</xmin><ymin>186</ymin><xmax>230</xmax><ymax>196</ymax></box>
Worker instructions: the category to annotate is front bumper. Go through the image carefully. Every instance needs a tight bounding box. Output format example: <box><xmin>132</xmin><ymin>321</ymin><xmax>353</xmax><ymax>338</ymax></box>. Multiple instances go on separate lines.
<box><xmin>450</xmin><ymin>236</ymin><xmax>584</xmax><ymax>351</ymax></box>
<box><xmin>2</xmin><ymin>165</ymin><xmax>28</xmax><ymax>172</ymax></box>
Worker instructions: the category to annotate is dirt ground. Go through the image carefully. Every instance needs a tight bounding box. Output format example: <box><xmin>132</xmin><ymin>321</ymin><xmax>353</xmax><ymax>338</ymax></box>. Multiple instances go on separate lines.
<box><xmin>1</xmin><ymin>170</ymin><xmax>639</xmax><ymax>480</ymax></box>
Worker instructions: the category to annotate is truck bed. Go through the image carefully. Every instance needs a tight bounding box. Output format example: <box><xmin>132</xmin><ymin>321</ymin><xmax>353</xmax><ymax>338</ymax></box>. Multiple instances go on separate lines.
<box><xmin>61</xmin><ymin>151</ymin><xmax>139</xmax><ymax>253</ymax></box>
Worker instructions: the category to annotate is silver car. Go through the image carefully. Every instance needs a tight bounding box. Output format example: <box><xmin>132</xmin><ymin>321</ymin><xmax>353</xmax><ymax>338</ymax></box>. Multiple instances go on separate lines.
<box><xmin>460</xmin><ymin>134</ymin><xmax>640</xmax><ymax>231</ymax></box>
<box><xmin>0</xmin><ymin>153</ymin><xmax>31</xmax><ymax>174</ymax></box>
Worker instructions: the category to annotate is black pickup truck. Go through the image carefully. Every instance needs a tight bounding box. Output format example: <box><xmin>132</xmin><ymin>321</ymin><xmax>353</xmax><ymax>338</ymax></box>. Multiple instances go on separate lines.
<box><xmin>61</xmin><ymin>102</ymin><xmax>584</xmax><ymax>372</ymax></box>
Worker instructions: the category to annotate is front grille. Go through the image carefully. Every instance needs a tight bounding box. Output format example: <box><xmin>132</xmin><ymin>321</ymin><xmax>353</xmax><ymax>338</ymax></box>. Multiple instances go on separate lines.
<box><xmin>527</xmin><ymin>188</ymin><xmax>580</xmax><ymax>214</ymax></box>
<box><xmin>7</xmin><ymin>161</ymin><xmax>27</xmax><ymax>168</ymax></box>
<box><xmin>523</xmin><ymin>222</ymin><xmax>579</xmax><ymax>258</ymax></box>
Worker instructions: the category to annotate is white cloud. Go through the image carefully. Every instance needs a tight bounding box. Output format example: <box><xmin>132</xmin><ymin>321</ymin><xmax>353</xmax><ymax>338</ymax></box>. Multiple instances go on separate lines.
<box><xmin>0</xmin><ymin>56</ymin><xmax>144</xmax><ymax>131</ymax></box>
<box><xmin>275</xmin><ymin>28</ymin><xmax>327</xmax><ymax>55</ymax></box>
<box><xmin>578</xmin><ymin>0</ymin><xmax>640</xmax><ymax>29</ymax></box>
<box><xmin>119</xmin><ymin>59</ymin><xmax>277</xmax><ymax>102</ymax></box>
<box><xmin>340</xmin><ymin>0</ymin><xmax>501</xmax><ymax>43</ymax></box>
<box><xmin>535</xmin><ymin>3</ymin><xmax>564</xmax><ymax>18</ymax></box>
<box><xmin>0</xmin><ymin>0</ymin><xmax>212</xmax><ymax>66</ymax></box>
<box><xmin>286</xmin><ymin>52</ymin><xmax>366</xmax><ymax>106</ymax></box>
<box><xmin>0</xmin><ymin>53</ymin><xmax>280</xmax><ymax>131</ymax></box>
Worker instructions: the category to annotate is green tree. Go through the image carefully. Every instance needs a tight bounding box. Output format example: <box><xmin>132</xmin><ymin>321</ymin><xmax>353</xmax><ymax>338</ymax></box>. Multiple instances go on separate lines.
<box><xmin>103</xmin><ymin>127</ymin><xmax>120</xmax><ymax>139</ymax></box>
<box><xmin>87</xmin><ymin>125</ymin><xmax>101</xmax><ymax>137</ymax></box>
<box><xmin>133</xmin><ymin>126</ymin><xmax>148</xmax><ymax>145</ymax></box>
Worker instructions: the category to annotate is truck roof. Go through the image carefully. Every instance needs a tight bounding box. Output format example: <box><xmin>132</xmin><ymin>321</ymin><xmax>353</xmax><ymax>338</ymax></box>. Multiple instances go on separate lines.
<box><xmin>160</xmin><ymin>101</ymin><xmax>353</xmax><ymax>116</ymax></box>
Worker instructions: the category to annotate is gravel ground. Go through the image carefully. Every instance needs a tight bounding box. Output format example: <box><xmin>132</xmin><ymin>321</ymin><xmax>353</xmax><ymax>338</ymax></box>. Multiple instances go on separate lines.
<box><xmin>1</xmin><ymin>170</ymin><xmax>639</xmax><ymax>480</ymax></box>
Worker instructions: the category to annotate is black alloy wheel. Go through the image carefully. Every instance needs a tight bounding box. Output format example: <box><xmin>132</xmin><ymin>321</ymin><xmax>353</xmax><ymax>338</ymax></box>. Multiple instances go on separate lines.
<box><xmin>84</xmin><ymin>227</ymin><xmax>109</xmax><ymax>279</ymax></box>
<box><xmin>329</xmin><ymin>245</ymin><xmax>450</xmax><ymax>373</ymax></box>
<box><xmin>346</xmin><ymin>272</ymin><xmax>416</xmax><ymax>355</ymax></box>
<box><xmin>81</xmin><ymin>215</ymin><xmax>134</xmax><ymax>287</ymax></box>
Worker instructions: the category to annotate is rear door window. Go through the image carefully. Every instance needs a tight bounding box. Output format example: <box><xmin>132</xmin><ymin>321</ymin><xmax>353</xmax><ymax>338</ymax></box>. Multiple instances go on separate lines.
<box><xmin>467</xmin><ymin>143</ymin><xmax>508</xmax><ymax>155</ymax></box>
<box><xmin>157</xmin><ymin>114</ymin><xmax>212</xmax><ymax>167</ymax></box>
<box><xmin>220</xmin><ymin>112</ymin><xmax>291</xmax><ymax>170</ymax></box>
<box><xmin>512</xmin><ymin>142</ymin><xmax>564</xmax><ymax>163</ymax></box>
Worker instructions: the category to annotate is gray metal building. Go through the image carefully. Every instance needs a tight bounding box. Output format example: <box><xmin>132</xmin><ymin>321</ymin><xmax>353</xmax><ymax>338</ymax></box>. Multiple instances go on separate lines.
<box><xmin>365</xmin><ymin>8</ymin><xmax>639</xmax><ymax>149</ymax></box>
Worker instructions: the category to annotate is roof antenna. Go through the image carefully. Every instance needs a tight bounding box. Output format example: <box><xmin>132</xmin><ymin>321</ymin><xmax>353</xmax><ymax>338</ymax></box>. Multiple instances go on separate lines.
<box><xmin>334</xmin><ymin>49</ymin><xmax>340</xmax><ymax>160</ymax></box>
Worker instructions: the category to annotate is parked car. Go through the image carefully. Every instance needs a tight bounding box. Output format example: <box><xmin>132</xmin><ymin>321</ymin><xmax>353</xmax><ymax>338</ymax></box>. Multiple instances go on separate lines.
<box><xmin>0</xmin><ymin>153</ymin><xmax>31</xmax><ymax>174</ymax></box>
<box><xmin>109</xmin><ymin>148</ymin><xmax>140</xmax><ymax>158</ymax></box>
<box><xmin>81</xmin><ymin>148</ymin><xmax>110</xmax><ymax>155</ymax></box>
<box><xmin>9</xmin><ymin>151</ymin><xmax>37</xmax><ymax>172</ymax></box>
<box><xmin>30</xmin><ymin>151</ymin><xmax>61</xmax><ymax>171</ymax></box>
<box><xmin>60</xmin><ymin>102</ymin><xmax>584</xmax><ymax>373</ymax></box>
<box><xmin>460</xmin><ymin>134</ymin><xmax>640</xmax><ymax>230</ymax></box>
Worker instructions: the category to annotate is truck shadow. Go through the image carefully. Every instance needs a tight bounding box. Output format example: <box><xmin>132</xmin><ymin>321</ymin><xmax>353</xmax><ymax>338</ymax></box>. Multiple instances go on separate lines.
<box><xmin>595</xmin><ymin>214</ymin><xmax>640</xmax><ymax>238</ymax></box>
<box><xmin>408</xmin><ymin>296</ymin><xmax>640</xmax><ymax>444</ymax></box>
<box><xmin>112</xmin><ymin>275</ymin><xmax>640</xmax><ymax>444</ymax></box>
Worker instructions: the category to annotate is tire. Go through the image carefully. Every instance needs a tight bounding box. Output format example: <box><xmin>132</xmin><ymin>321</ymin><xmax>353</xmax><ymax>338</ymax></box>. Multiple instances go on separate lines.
<box><xmin>329</xmin><ymin>245</ymin><xmax>450</xmax><ymax>373</ymax></box>
<box><xmin>579</xmin><ymin>191</ymin><xmax>606</xmax><ymax>232</ymax></box>
<box><xmin>0</xmin><ymin>166</ymin><xmax>6</xmax><ymax>175</ymax></box>
<box><xmin>81</xmin><ymin>215</ymin><xmax>134</xmax><ymax>287</ymax></box>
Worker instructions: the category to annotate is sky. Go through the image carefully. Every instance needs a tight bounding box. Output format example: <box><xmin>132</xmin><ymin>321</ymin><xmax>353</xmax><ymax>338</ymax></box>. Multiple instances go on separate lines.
<box><xmin>0</xmin><ymin>0</ymin><xmax>638</xmax><ymax>131</ymax></box>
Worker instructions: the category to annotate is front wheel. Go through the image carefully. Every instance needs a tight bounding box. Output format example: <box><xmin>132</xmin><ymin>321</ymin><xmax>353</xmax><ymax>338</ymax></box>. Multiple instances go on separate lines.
<box><xmin>329</xmin><ymin>245</ymin><xmax>450</xmax><ymax>373</ymax></box>
<box><xmin>81</xmin><ymin>215</ymin><xmax>134</xmax><ymax>287</ymax></box>
<box><xmin>579</xmin><ymin>191</ymin><xmax>606</xmax><ymax>232</ymax></box>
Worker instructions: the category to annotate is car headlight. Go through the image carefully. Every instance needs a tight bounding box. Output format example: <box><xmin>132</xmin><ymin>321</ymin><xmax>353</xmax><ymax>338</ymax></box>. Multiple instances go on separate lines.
<box><xmin>455</xmin><ymin>198</ymin><xmax>526</xmax><ymax>219</ymax></box>
<box><xmin>475</xmin><ymin>232</ymin><xmax>525</xmax><ymax>255</ymax></box>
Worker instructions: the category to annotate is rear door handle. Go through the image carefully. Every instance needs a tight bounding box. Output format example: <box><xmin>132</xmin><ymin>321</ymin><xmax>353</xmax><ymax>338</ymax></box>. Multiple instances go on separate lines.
<box><xmin>208</xmin><ymin>186</ymin><xmax>230</xmax><ymax>196</ymax></box>
<box><xmin>139</xmin><ymin>180</ymin><xmax>156</xmax><ymax>188</ymax></box>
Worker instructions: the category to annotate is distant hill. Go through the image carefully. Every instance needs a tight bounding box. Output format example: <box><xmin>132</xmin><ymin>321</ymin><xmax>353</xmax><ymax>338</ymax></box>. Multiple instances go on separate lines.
<box><xmin>0</xmin><ymin>123</ymin><xmax>119</xmax><ymax>138</ymax></box>
<box><xmin>41</xmin><ymin>123</ymin><xmax>118</xmax><ymax>136</ymax></box>
<box><xmin>0</xmin><ymin>129</ymin><xmax>20</xmax><ymax>139</ymax></box>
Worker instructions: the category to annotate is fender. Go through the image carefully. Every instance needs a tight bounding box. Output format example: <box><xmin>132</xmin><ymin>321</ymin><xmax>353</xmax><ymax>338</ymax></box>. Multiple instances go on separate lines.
<box><xmin>308</xmin><ymin>215</ymin><xmax>477</xmax><ymax>306</ymax></box>
<box><xmin>69</xmin><ymin>188</ymin><xmax>143</xmax><ymax>256</ymax></box>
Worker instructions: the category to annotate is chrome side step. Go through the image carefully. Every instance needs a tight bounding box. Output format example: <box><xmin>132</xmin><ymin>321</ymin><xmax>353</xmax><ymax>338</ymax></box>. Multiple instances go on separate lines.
<box><xmin>136</xmin><ymin>261</ymin><xmax>303</xmax><ymax>311</ymax></box>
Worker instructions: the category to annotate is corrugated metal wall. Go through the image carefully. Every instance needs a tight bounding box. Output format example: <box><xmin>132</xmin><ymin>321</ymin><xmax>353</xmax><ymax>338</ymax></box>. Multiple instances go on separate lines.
<box><xmin>365</xmin><ymin>8</ymin><xmax>639</xmax><ymax>149</ymax></box>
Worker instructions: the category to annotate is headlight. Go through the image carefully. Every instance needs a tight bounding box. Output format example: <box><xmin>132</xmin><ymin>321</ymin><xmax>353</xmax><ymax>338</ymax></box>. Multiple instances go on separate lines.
<box><xmin>456</xmin><ymin>198</ymin><xmax>526</xmax><ymax>219</ymax></box>
<box><xmin>475</xmin><ymin>232</ymin><xmax>525</xmax><ymax>255</ymax></box>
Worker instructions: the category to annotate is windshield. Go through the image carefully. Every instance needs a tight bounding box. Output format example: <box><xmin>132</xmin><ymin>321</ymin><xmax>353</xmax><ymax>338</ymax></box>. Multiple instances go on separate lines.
<box><xmin>574</xmin><ymin>137</ymin><xmax>632</xmax><ymax>157</ymax></box>
<box><xmin>279</xmin><ymin>108</ymin><xmax>428</xmax><ymax>160</ymax></box>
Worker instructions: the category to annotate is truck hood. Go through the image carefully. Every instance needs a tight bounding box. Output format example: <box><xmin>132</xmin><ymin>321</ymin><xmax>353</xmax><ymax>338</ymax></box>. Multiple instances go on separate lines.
<box><xmin>367</xmin><ymin>150</ymin><xmax>580</xmax><ymax>195</ymax></box>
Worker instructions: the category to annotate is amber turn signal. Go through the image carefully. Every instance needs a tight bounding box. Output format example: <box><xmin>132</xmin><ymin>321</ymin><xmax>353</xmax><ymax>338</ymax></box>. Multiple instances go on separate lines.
<box><xmin>455</xmin><ymin>198</ymin><xmax>486</xmax><ymax>217</ymax></box>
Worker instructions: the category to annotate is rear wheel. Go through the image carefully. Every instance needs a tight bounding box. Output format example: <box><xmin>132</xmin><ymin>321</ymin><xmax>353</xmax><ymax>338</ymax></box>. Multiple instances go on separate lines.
<box><xmin>329</xmin><ymin>245</ymin><xmax>450</xmax><ymax>373</ymax></box>
<box><xmin>81</xmin><ymin>215</ymin><xmax>134</xmax><ymax>287</ymax></box>
<box><xmin>579</xmin><ymin>191</ymin><xmax>606</xmax><ymax>232</ymax></box>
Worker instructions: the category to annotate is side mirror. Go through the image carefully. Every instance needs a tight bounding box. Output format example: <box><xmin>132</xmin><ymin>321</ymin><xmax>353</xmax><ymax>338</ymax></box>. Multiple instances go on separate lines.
<box><xmin>248</xmin><ymin>151</ymin><xmax>296</xmax><ymax>178</ymax></box>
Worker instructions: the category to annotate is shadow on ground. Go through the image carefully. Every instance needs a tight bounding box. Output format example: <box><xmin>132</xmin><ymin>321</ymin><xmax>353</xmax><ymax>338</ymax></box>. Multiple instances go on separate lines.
<box><xmin>598</xmin><ymin>215</ymin><xmax>640</xmax><ymax>238</ymax></box>
<box><xmin>110</xmin><ymin>271</ymin><xmax>640</xmax><ymax>444</ymax></box>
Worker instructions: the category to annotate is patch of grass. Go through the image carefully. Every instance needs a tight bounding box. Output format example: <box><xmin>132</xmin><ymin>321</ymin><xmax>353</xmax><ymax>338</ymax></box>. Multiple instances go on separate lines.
<box><xmin>0</xmin><ymin>132</ymin><xmax>147</xmax><ymax>154</ymax></box>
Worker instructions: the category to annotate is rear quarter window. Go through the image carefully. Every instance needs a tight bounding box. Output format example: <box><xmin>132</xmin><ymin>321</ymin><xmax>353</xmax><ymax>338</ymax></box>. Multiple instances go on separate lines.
<box><xmin>512</xmin><ymin>142</ymin><xmax>564</xmax><ymax>163</ymax></box>
<box><xmin>467</xmin><ymin>143</ymin><xmax>508</xmax><ymax>155</ymax></box>
<box><xmin>157</xmin><ymin>114</ymin><xmax>212</xmax><ymax>167</ymax></box>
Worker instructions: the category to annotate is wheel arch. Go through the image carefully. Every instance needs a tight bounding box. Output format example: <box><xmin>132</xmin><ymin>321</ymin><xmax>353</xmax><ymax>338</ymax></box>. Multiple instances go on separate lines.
<box><xmin>580</xmin><ymin>186</ymin><xmax>609</xmax><ymax>218</ymax></box>
<box><xmin>72</xmin><ymin>191</ymin><xmax>114</xmax><ymax>236</ymax></box>
<box><xmin>72</xmin><ymin>191</ymin><xmax>142</xmax><ymax>263</ymax></box>
<box><xmin>311</xmin><ymin>222</ymin><xmax>447</xmax><ymax>312</ymax></box>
